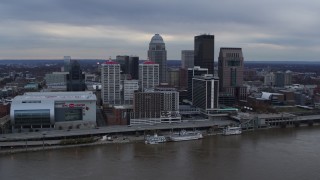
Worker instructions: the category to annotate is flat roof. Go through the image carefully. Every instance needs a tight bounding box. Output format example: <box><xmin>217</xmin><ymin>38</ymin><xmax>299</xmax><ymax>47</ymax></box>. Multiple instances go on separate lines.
<box><xmin>14</xmin><ymin>91</ymin><xmax>97</xmax><ymax>101</ymax></box>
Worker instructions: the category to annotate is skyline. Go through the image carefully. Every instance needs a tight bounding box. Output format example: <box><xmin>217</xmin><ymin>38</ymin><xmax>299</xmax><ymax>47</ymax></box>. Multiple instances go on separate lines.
<box><xmin>0</xmin><ymin>0</ymin><xmax>320</xmax><ymax>61</ymax></box>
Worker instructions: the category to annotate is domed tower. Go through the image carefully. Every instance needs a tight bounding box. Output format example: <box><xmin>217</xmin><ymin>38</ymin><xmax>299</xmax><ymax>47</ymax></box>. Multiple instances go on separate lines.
<box><xmin>148</xmin><ymin>34</ymin><xmax>167</xmax><ymax>83</ymax></box>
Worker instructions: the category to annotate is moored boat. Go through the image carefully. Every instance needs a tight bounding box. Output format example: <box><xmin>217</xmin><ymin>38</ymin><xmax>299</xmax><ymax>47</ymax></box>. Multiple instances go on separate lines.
<box><xmin>169</xmin><ymin>130</ymin><xmax>203</xmax><ymax>142</ymax></box>
<box><xmin>223</xmin><ymin>126</ymin><xmax>242</xmax><ymax>135</ymax></box>
<box><xmin>145</xmin><ymin>134</ymin><xmax>167</xmax><ymax>144</ymax></box>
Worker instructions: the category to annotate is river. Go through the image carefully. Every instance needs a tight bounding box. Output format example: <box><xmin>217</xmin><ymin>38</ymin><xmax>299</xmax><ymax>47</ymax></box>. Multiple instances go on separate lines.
<box><xmin>1</xmin><ymin>127</ymin><xmax>320</xmax><ymax>180</ymax></box>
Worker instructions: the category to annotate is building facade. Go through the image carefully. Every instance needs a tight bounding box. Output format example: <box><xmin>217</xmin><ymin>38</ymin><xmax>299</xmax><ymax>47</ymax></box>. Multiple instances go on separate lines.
<box><xmin>67</xmin><ymin>60</ymin><xmax>86</xmax><ymax>91</ymax></box>
<box><xmin>132</xmin><ymin>88</ymin><xmax>180</xmax><ymax>125</ymax></box>
<box><xmin>10</xmin><ymin>92</ymin><xmax>96</xmax><ymax>131</ymax></box>
<box><xmin>123</xmin><ymin>80</ymin><xmax>139</xmax><ymax>105</ymax></box>
<box><xmin>139</xmin><ymin>61</ymin><xmax>159</xmax><ymax>91</ymax></box>
<box><xmin>187</xmin><ymin>66</ymin><xmax>208</xmax><ymax>102</ymax></box>
<box><xmin>192</xmin><ymin>74</ymin><xmax>219</xmax><ymax>110</ymax></box>
<box><xmin>148</xmin><ymin>34</ymin><xmax>167</xmax><ymax>83</ymax></box>
<box><xmin>181</xmin><ymin>50</ymin><xmax>194</xmax><ymax>69</ymax></box>
<box><xmin>218</xmin><ymin>48</ymin><xmax>244</xmax><ymax>90</ymax></box>
<box><xmin>194</xmin><ymin>34</ymin><xmax>215</xmax><ymax>74</ymax></box>
<box><xmin>101</xmin><ymin>61</ymin><xmax>121</xmax><ymax>105</ymax></box>
<box><xmin>218</xmin><ymin>48</ymin><xmax>246</xmax><ymax>104</ymax></box>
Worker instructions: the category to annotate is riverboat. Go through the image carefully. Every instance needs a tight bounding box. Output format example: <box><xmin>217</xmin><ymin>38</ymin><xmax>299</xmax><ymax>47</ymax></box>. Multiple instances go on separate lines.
<box><xmin>169</xmin><ymin>130</ymin><xmax>203</xmax><ymax>142</ymax></box>
<box><xmin>145</xmin><ymin>134</ymin><xmax>167</xmax><ymax>144</ymax></box>
<box><xmin>222</xmin><ymin>126</ymin><xmax>242</xmax><ymax>135</ymax></box>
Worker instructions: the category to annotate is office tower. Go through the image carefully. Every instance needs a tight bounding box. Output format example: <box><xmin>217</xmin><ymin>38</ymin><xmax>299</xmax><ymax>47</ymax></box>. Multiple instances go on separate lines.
<box><xmin>284</xmin><ymin>70</ymin><xmax>293</xmax><ymax>86</ymax></box>
<box><xmin>192</xmin><ymin>74</ymin><xmax>219</xmax><ymax>110</ymax></box>
<box><xmin>116</xmin><ymin>55</ymin><xmax>129</xmax><ymax>75</ymax></box>
<box><xmin>264</xmin><ymin>72</ymin><xmax>275</xmax><ymax>86</ymax></box>
<box><xmin>187</xmin><ymin>66</ymin><xmax>208</xmax><ymax>102</ymax></box>
<box><xmin>129</xmin><ymin>56</ymin><xmax>139</xmax><ymax>80</ymax></box>
<box><xmin>116</xmin><ymin>55</ymin><xmax>139</xmax><ymax>80</ymax></box>
<box><xmin>194</xmin><ymin>34</ymin><xmax>215</xmax><ymax>74</ymax></box>
<box><xmin>168</xmin><ymin>68</ymin><xmax>180</xmax><ymax>88</ymax></box>
<box><xmin>139</xmin><ymin>61</ymin><xmax>159</xmax><ymax>91</ymax></box>
<box><xmin>101</xmin><ymin>60</ymin><xmax>121</xmax><ymax>105</ymax></box>
<box><xmin>275</xmin><ymin>71</ymin><xmax>285</xmax><ymax>87</ymax></box>
<box><xmin>179</xmin><ymin>68</ymin><xmax>188</xmax><ymax>90</ymax></box>
<box><xmin>123</xmin><ymin>80</ymin><xmax>139</xmax><ymax>105</ymax></box>
<box><xmin>148</xmin><ymin>34</ymin><xmax>167</xmax><ymax>83</ymax></box>
<box><xmin>66</xmin><ymin>60</ymin><xmax>86</xmax><ymax>91</ymax></box>
<box><xmin>63</xmin><ymin>56</ymin><xmax>71</xmax><ymax>72</ymax></box>
<box><xmin>218</xmin><ymin>48</ymin><xmax>246</xmax><ymax>104</ymax></box>
<box><xmin>181</xmin><ymin>50</ymin><xmax>194</xmax><ymax>69</ymax></box>
<box><xmin>218</xmin><ymin>48</ymin><xmax>244</xmax><ymax>90</ymax></box>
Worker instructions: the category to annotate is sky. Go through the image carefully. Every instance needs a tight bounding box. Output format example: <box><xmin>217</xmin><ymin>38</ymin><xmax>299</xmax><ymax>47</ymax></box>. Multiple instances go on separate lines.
<box><xmin>0</xmin><ymin>0</ymin><xmax>320</xmax><ymax>61</ymax></box>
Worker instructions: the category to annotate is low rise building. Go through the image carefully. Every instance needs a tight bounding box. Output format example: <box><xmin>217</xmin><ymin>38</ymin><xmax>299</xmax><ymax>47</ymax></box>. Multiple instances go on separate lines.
<box><xmin>10</xmin><ymin>91</ymin><xmax>96</xmax><ymax>131</ymax></box>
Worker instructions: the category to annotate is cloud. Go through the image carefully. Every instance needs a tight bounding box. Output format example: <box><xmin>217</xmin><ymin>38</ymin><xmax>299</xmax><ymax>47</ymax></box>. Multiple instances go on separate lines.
<box><xmin>0</xmin><ymin>0</ymin><xmax>320</xmax><ymax>60</ymax></box>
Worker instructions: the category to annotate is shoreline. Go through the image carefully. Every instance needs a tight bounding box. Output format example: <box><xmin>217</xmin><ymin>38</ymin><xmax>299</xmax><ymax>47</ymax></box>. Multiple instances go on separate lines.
<box><xmin>1</xmin><ymin>124</ymin><xmax>320</xmax><ymax>155</ymax></box>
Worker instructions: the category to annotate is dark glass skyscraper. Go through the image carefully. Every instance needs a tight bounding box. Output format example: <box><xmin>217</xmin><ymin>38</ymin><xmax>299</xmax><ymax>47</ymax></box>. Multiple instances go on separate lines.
<box><xmin>67</xmin><ymin>60</ymin><xmax>86</xmax><ymax>91</ymax></box>
<box><xmin>194</xmin><ymin>34</ymin><xmax>215</xmax><ymax>75</ymax></box>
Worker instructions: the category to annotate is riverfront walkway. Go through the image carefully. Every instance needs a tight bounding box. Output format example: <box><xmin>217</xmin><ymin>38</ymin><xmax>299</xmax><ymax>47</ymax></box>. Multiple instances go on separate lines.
<box><xmin>0</xmin><ymin>119</ymin><xmax>233</xmax><ymax>142</ymax></box>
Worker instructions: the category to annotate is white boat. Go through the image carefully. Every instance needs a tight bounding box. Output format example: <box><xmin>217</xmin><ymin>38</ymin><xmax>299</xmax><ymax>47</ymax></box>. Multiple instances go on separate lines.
<box><xmin>145</xmin><ymin>134</ymin><xmax>166</xmax><ymax>144</ymax></box>
<box><xmin>223</xmin><ymin>126</ymin><xmax>242</xmax><ymax>135</ymax></box>
<box><xmin>169</xmin><ymin>130</ymin><xmax>203</xmax><ymax>142</ymax></box>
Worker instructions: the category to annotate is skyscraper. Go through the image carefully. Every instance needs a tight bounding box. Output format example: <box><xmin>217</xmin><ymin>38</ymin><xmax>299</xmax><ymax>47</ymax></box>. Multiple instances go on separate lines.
<box><xmin>218</xmin><ymin>48</ymin><xmax>244</xmax><ymax>89</ymax></box>
<box><xmin>63</xmin><ymin>56</ymin><xmax>71</xmax><ymax>72</ymax></box>
<box><xmin>66</xmin><ymin>60</ymin><xmax>86</xmax><ymax>91</ymax></box>
<box><xmin>115</xmin><ymin>55</ymin><xmax>139</xmax><ymax>80</ymax></box>
<box><xmin>192</xmin><ymin>74</ymin><xmax>219</xmax><ymax>110</ymax></box>
<box><xmin>187</xmin><ymin>66</ymin><xmax>208</xmax><ymax>102</ymax></box>
<box><xmin>218</xmin><ymin>48</ymin><xmax>246</xmax><ymax>103</ymax></box>
<box><xmin>139</xmin><ymin>61</ymin><xmax>159</xmax><ymax>91</ymax></box>
<box><xmin>101</xmin><ymin>60</ymin><xmax>121</xmax><ymax>105</ymax></box>
<box><xmin>194</xmin><ymin>34</ymin><xmax>215</xmax><ymax>74</ymax></box>
<box><xmin>181</xmin><ymin>50</ymin><xmax>194</xmax><ymax>69</ymax></box>
<box><xmin>129</xmin><ymin>56</ymin><xmax>139</xmax><ymax>80</ymax></box>
<box><xmin>148</xmin><ymin>34</ymin><xmax>167</xmax><ymax>83</ymax></box>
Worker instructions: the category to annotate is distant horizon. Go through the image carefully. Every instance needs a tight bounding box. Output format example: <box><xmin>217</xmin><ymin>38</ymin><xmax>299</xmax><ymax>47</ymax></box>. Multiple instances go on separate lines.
<box><xmin>1</xmin><ymin>59</ymin><xmax>320</xmax><ymax>62</ymax></box>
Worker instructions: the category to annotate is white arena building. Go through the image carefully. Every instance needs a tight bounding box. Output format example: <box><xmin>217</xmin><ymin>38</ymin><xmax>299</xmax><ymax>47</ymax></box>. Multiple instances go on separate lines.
<box><xmin>10</xmin><ymin>92</ymin><xmax>97</xmax><ymax>131</ymax></box>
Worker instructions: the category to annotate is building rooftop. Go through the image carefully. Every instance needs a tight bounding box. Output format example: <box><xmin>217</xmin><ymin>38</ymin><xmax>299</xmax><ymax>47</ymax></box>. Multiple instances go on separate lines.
<box><xmin>14</xmin><ymin>91</ymin><xmax>97</xmax><ymax>101</ymax></box>
<box><xmin>150</xmin><ymin>34</ymin><xmax>164</xmax><ymax>44</ymax></box>
<box><xmin>143</xmin><ymin>61</ymin><xmax>157</xmax><ymax>64</ymax></box>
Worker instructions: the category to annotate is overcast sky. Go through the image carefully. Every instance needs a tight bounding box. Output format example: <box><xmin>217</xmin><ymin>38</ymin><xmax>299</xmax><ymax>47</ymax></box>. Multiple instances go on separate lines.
<box><xmin>0</xmin><ymin>0</ymin><xmax>319</xmax><ymax>61</ymax></box>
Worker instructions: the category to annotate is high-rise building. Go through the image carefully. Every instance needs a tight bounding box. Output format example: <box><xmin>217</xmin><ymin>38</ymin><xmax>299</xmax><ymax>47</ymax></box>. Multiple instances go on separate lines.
<box><xmin>264</xmin><ymin>72</ymin><xmax>275</xmax><ymax>86</ymax></box>
<box><xmin>187</xmin><ymin>66</ymin><xmax>208</xmax><ymax>102</ymax></box>
<box><xmin>192</xmin><ymin>74</ymin><xmax>219</xmax><ymax>110</ymax></box>
<box><xmin>63</xmin><ymin>56</ymin><xmax>71</xmax><ymax>72</ymax></box>
<box><xmin>275</xmin><ymin>71</ymin><xmax>285</xmax><ymax>87</ymax></box>
<box><xmin>115</xmin><ymin>55</ymin><xmax>139</xmax><ymax>80</ymax></box>
<box><xmin>67</xmin><ymin>60</ymin><xmax>86</xmax><ymax>91</ymax></box>
<box><xmin>116</xmin><ymin>55</ymin><xmax>130</xmax><ymax>75</ymax></box>
<box><xmin>168</xmin><ymin>68</ymin><xmax>180</xmax><ymax>88</ymax></box>
<box><xmin>139</xmin><ymin>61</ymin><xmax>159</xmax><ymax>91</ymax></box>
<box><xmin>284</xmin><ymin>70</ymin><xmax>293</xmax><ymax>86</ymax></box>
<box><xmin>123</xmin><ymin>80</ymin><xmax>139</xmax><ymax>105</ymax></box>
<box><xmin>194</xmin><ymin>34</ymin><xmax>215</xmax><ymax>74</ymax></box>
<box><xmin>148</xmin><ymin>34</ymin><xmax>167</xmax><ymax>83</ymax></box>
<box><xmin>218</xmin><ymin>48</ymin><xmax>246</xmax><ymax>104</ymax></box>
<box><xmin>101</xmin><ymin>61</ymin><xmax>121</xmax><ymax>105</ymax></box>
<box><xmin>129</xmin><ymin>56</ymin><xmax>139</xmax><ymax>80</ymax></box>
<box><xmin>218</xmin><ymin>48</ymin><xmax>244</xmax><ymax>90</ymax></box>
<box><xmin>181</xmin><ymin>50</ymin><xmax>194</xmax><ymax>69</ymax></box>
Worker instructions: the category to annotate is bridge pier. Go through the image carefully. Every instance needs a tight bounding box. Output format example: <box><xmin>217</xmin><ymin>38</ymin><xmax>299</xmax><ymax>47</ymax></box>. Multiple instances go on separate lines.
<box><xmin>294</xmin><ymin>121</ymin><xmax>300</xmax><ymax>128</ymax></box>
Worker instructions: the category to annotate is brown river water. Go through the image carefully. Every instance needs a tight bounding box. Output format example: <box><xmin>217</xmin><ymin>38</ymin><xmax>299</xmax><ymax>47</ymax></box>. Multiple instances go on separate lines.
<box><xmin>1</xmin><ymin>127</ymin><xmax>320</xmax><ymax>180</ymax></box>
